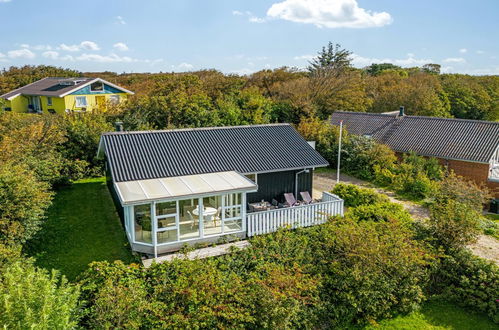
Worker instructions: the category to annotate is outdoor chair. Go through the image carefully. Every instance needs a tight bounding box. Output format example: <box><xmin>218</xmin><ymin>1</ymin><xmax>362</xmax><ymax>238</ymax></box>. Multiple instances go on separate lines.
<box><xmin>284</xmin><ymin>193</ymin><xmax>299</xmax><ymax>207</ymax></box>
<box><xmin>300</xmin><ymin>191</ymin><xmax>313</xmax><ymax>204</ymax></box>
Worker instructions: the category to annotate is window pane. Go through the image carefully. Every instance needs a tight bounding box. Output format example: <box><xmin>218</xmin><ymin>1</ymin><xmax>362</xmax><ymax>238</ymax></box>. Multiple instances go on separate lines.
<box><xmin>178</xmin><ymin>198</ymin><xmax>200</xmax><ymax>240</ymax></box>
<box><xmin>158</xmin><ymin>216</ymin><xmax>176</xmax><ymax>229</ymax></box>
<box><xmin>203</xmin><ymin>196</ymin><xmax>222</xmax><ymax>236</ymax></box>
<box><xmin>245</xmin><ymin>173</ymin><xmax>256</xmax><ymax>183</ymax></box>
<box><xmin>109</xmin><ymin>95</ymin><xmax>120</xmax><ymax>104</ymax></box>
<box><xmin>224</xmin><ymin>219</ymin><xmax>242</xmax><ymax>233</ymax></box>
<box><xmin>224</xmin><ymin>206</ymin><xmax>241</xmax><ymax>219</ymax></box>
<box><xmin>76</xmin><ymin>96</ymin><xmax>87</xmax><ymax>107</ymax></box>
<box><xmin>157</xmin><ymin>230</ymin><xmax>178</xmax><ymax>244</ymax></box>
<box><xmin>90</xmin><ymin>82</ymin><xmax>104</xmax><ymax>91</ymax></box>
<box><xmin>134</xmin><ymin>204</ymin><xmax>152</xmax><ymax>244</ymax></box>
<box><xmin>156</xmin><ymin>201</ymin><xmax>176</xmax><ymax>216</ymax></box>
<box><xmin>225</xmin><ymin>193</ymin><xmax>242</xmax><ymax>207</ymax></box>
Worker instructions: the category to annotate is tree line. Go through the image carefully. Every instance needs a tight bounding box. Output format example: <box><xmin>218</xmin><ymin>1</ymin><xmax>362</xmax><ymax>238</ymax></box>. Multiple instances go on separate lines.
<box><xmin>1</xmin><ymin>43</ymin><xmax>498</xmax><ymax>129</ymax></box>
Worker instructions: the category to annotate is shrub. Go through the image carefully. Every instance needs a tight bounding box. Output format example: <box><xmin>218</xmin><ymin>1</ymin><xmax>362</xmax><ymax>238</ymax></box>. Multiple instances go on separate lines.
<box><xmin>0</xmin><ymin>162</ymin><xmax>52</xmax><ymax>246</ymax></box>
<box><xmin>428</xmin><ymin>199</ymin><xmax>482</xmax><ymax>250</ymax></box>
<box><xmin>0</xmin><ymin>260</ymin><xmax>80</xmax><ymax>329</ymax></box>
<box><xmin>430</xmin><ymin>249</ymin><xmax>499</xmax><ymax>323</ymax></box>
<box><xmin>332</xmin><ymin>183</ymin><xmax>389</xmax><ymax>207</ymax></box>
<box><xmin>348</xmin><ymin>201</ymin><xmax>413</xmax><ymax>225</ymax></box>
<box><xmin>311</xmin><ymin>218</ymin><xmax>431</xmax><ymax>326</ymax></box>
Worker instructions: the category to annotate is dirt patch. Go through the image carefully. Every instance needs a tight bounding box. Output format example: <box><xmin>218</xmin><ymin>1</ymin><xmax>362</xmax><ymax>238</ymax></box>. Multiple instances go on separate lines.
<box><xmin>314</xmin><ymin>170</ymin><xmax>498</xmax><ymax>265</ymax></box>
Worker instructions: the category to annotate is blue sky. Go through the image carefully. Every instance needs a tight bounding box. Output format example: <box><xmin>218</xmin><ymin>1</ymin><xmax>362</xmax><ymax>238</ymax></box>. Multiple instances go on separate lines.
<box><xmin>0</xmin><ymin>0</ymin><xmax>497</xmax><ymax>74</ymax></box>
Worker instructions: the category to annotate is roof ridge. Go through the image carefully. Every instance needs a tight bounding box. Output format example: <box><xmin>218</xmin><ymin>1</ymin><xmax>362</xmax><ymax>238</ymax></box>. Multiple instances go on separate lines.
<box><xmin>103</xmin><ymin>123</ymin><xmax>292</xmax><ymax>135</ymax></box>
<box><xmin>1</xmin><ymin>77</ymin><xmax>51</xmax><ymax>99</ymax></box>
<box><xmin>333</xmin><ymin>111</ymin><xmax>499</xmax><ymax>125</ymax></box>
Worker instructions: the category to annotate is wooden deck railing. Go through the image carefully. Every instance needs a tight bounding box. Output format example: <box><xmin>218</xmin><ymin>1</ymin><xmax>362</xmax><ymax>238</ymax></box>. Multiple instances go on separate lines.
<box><xmin>247</xmin><ymin>192</ymin><xmax>344</xmax><ymax>237</ymax></box>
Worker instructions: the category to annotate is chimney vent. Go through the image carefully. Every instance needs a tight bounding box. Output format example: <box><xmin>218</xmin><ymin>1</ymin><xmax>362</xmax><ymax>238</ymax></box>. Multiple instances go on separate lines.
<box><xmin>115</xmin><ymin>121</ymin><xmax>124</xmax><ymax>132</ymax></box>
<box><xmin>399</xmin><ymin>106</ymin><xmax>405</xmax><ymax>117</ymax></box>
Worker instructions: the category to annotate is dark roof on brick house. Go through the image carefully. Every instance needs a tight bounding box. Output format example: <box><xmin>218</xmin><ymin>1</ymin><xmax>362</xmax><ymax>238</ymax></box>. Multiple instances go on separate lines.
<box><xmin>331</xmin><ymin>111</ymin><xmax>499</xmax><ymax>164</ymax></box>
<box><xmin>99</xmin><ymin>124</ymin><xmax>329</xmax><ymax>182</ymax></box>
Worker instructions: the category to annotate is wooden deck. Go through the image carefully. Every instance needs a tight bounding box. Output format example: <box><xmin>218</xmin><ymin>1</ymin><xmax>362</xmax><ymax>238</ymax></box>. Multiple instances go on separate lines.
<box><xmin>142</xmin><ymin>240</ymin><xmax>250</xmax><ymax>267</ymax></box>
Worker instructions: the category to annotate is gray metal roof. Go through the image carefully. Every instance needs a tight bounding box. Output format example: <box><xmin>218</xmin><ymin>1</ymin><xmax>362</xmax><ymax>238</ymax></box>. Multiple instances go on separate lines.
<box><xmin>1</xmin><ymin>77</ymin><xmax>133</xmax><ymax>100</ymax></box>
<box><xmin>331</xmin><ymin>111</ymin><xmax>499</xmax><ymax>163</ymax></box>
<box><xmin>101</xmin><ymin>124</ymin><xmax>329</xmax><ymax>183</ymax></box>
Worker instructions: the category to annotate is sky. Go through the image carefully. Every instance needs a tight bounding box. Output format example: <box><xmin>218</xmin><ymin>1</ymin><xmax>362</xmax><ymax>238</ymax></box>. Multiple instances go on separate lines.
<box><xmin>0</xmin><ymin>0</ymin><xmax>498</xmax><ymax>75</ymax></box>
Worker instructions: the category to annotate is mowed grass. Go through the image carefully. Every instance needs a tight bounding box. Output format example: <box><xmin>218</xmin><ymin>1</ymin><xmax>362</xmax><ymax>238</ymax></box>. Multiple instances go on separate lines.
<box><xmin>365</xmin><ymin>300</ymin><xmax>497</xmax><ymax>330</ymax></box>
<box><xmin>26</xmin><ymin>177</ymin><xmax>136</xmax><ymax>280</ymax></box>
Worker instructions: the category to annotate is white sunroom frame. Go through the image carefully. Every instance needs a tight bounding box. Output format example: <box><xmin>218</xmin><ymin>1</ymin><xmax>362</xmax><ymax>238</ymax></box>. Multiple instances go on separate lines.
<box><xmin>123</xmin><ymin>190</ymin><xmax>249</xmax><ymax>257</ymax></box>
<box><xmin>489</xmin><ymin>144</ymin><xmax>499</xmax><ymax>182</ymax></box>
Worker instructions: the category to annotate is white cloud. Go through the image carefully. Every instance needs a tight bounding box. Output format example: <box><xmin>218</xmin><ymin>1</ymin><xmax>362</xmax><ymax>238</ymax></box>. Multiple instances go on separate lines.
<box><xmin>476</xmin><ymin>50</ymin><xmax>485</xmax><ymax>54</ymax></box>
<box><xmin>0</xmin><ymin>0</ymin><xmax>12</xmax><ymax>3</ymax></box>
<box><xmin>232</xmin><ymin>10</ymin><xmax>244</xmax><ymax>16</ymax></box>
<box><xmin>116</xmin><ymin>16</ymin><xmax>126</xmax><ymax>25</ymax></box>
<box><xmin>249</xmin><ymin>16</ymin><xmax>266</xmax><ymax>23</ymax></box>
<box><xmin>75</xmin><ymin>53</ymin><xmax>135</xmax><ymax>63</ymax></box>
<box><xmin>42</xmin><ymin>51</ymin><xmax>59</xmax><ymax>60</ymax></box>
<box><xmin>7</xmin><ymin>48</ymin><xmax>35</xmax><ymax>59</ymax></box>
<box><xmin>230</xmin><ymin>68</ymin><xmax>255</xmax><ymax>75</ymax></box>
<box><xmin>266</xmin><ymin>0</ymin><xmax>392</xmax><ymax>28</ymax></box>
<box><xmin>459</xmin><ymin>48</ymin><xmax>467</xmax><ymax>53</ymax></box>
<box><xmin>21</xmin><ymin>44</ymin><xmax>52</xmax><ymax>51</ymax></box>
<box><xmin>350</xmin><ymin>53</ymin><xmax>432</xmax><ymax>67</ymax></box>
<box><xmin>113</xmin><ymin>42</ymin><xmax>129</xmax><ymax>51</ymax></box>
<box><xmin>0</xmin><ymin>52</ymin><xmax>7</xmax><ymax>62</ymax></box>
<box><xmin>58</xmin><ymin>41</ymin><xmax>100</xmax><ymax>52</ymax></box>
<box><xmin>177</xmin><ymin>62</ymin><xmax>194</xmax><ymax>70</ymax></box>
<box><xmin>443</xmin><ymin>57</ymin><xmax>466</xmax><ymax>63</ymax></box>
<box><xmin>294</xmin><ymin>54</ymin><xmax>314</xmax><ymax>61</ymax></box>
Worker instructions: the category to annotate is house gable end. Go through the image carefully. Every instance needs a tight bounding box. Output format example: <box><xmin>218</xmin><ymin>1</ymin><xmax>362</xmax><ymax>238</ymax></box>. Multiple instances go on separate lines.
<box><xmin>70</xmin><ymin>83</ymin><xmax>126</xmax><ymax>95</ymax></box>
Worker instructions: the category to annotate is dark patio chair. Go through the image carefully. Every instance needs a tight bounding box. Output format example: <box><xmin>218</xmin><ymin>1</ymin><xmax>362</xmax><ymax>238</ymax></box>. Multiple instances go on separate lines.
<box><xmin>284</xmin><ymin>193</ymin><xmax>299</xmax><ymax>207</ymax></box>
<box><xmin>300</xmin><ymin>191</ymin><xmax>313</xmax><ymax>204</ymax></box>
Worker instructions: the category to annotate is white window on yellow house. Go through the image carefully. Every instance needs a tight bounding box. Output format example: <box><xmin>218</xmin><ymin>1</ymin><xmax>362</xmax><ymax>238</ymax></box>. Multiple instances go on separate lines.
<box><xmin>47</xmin><ymin>97</ymin><xmax>53</xmax><ymax>106</ymax></box>
<box><xmin>75</xmin><ymin>96</ymin><xmax>87</xmax><ymax>107</ymax></box>
<box><xmin>90</xmin><ymin>82</ymin><xmax>104</xmax><ymax>92</ymax></box>
<box><xmin>108</xmin><ymin>95</ymin><xmax>120</xmax><ymax>104</ymax></box>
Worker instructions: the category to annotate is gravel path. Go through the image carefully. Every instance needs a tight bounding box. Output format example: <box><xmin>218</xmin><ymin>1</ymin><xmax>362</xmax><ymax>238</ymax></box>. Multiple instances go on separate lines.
<box><xmin>314</xmin><ymin>170</ymin><xmax>499</xmax><ymax>264</ymax></box>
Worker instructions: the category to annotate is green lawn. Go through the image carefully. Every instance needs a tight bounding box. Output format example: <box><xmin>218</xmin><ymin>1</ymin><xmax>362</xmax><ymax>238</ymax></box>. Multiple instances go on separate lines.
<box><xmin>485</xmin><ymin>213</ymin><xmax>499</xmax><ymax>221</ymax></box>
<box><xmin>26</xmin><ymin>177</ymin><xmax>136</xmax><ymax>280</ymax></box>
<box><xmin>365</xmin><ymin>300</ymin><xmax>497</xmax><ymax>329</ymax></box>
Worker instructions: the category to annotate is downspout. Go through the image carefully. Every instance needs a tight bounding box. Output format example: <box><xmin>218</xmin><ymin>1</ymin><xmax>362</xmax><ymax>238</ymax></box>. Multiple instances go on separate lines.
<box><xmin>295</xmin><ymin>169</ymin><xmax>310</xmax><ymax>198</ymax></box>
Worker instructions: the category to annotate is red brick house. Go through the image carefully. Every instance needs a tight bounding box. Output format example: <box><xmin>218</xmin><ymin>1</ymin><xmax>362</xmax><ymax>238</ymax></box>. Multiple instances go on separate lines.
<box><xmin>330</xmin><ymin>109</ymin><xmax>499</xmax><ymax>198</ymax></box>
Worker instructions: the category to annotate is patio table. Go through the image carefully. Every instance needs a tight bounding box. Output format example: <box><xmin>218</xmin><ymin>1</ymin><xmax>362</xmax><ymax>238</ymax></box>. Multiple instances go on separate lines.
<box><xmin>249</xmin><ymin>201</ymin><xmax>273</xmax><ymax>212</ymax></box>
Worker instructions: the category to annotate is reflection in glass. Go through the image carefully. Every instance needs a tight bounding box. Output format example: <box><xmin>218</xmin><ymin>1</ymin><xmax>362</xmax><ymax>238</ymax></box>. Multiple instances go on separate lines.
<box><xmin>134</xmin><ymin>204</ymin><xmax>152</xmax><ymax>244</ymax></box>
<box><xmin>178</xmin><ymin>198</ymin><xmax>200</xmax><ymax>239</ymax></box>
<box><xmin>203</xmin><ymin>196</ymin><xmax>222</xmax><ymax>236</ymax></box>
<box><xmin>157</xmin><ymin>230</ymin><xmax>178</xmax><ymax>244</ymax></box>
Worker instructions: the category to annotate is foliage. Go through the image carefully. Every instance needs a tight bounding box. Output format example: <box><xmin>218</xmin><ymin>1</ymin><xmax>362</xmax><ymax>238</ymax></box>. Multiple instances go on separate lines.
<box><xmin>0</xmin><ymin>260</ymin><xmax>80</xmax><ymax>329</ymax></box>
<box><xmin>0</xmin><ymin>162</ymin><xmax>52</xmax><ymax>246</ymax></box>
<box><xmin>348</xmin><ymin>201</ymin><xmax>413</xmax><ymax>225</ymax></box>
<box><xmin>62</xmin><ymin>113</ymin><xmax>113</xmax><ymax>177</ymax></box>
<box><xmin>332</xmin><ymin>183</ymin><xmax>389</xmax><ymax>207</ymax></box>
<box><xmin>429</xmin><ymin>249</ymin><xmax>499</xmax><ymax>323</ymax></box>
<box><xmin>308</xmin><ymin>42</ymin><xmax>352</xmax><ymax>76</ymax></box>
<box><xmin>341</xmin><ymin>135</ymin><xmax>397</xmax><ymax>180</ymax></box>
<box><xmin>428</xmin><ymin>199</ymin><xmax>482</xmax><ymax>250</ymax></box>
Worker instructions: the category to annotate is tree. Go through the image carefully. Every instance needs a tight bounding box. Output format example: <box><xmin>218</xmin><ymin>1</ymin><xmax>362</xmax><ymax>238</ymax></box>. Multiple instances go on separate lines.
<box><xmin>422</xmin><ymin>63</ymin><xmax>441</xmax><ymax>74</ymax></box>
<box><xmin>308</xmin><ymin>42</ymin><xmax>352</xmax><ymax>76</ymax></box>
<box><xmin>0</xmin><ymin>162</ymin><xmax>52</xmax><ymax>246</ymax></box>
<box><xmin>0</xmin><ymin>261</ymin><xmax>80</xmax><ymax>329</ymax></box>
<box><xmin>364</xmin><ymin>63</ymin><xmax>402</xmax><ymax>76</ymax></box>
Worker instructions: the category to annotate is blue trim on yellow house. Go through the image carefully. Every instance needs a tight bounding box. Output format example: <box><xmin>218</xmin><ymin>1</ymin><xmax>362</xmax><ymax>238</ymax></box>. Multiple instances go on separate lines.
<box><xmin>71</xmin><ymin>83</ymin><xmax>124</xmax><ymax>95</ymax></box>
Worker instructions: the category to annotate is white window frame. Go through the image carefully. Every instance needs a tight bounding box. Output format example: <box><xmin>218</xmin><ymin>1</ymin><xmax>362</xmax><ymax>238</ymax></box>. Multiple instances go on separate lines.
<box><xmin>75</xmin><ymin>96</ymin><xmax>87</xmax><ymax>107</ymax></box>
<box><xmin>245</xmin><ymin>173</ymin><xmax>258</xmax><ymax>184</ymax></box>
<box><xmin>489</xmin><ymin>145</ymin><xmax>499</xmax><ymax>182</ymax></box>
<box><xmin>108</xmin><ymin>94</ymin><xmax>120</xmax><ymax>104</ymax></box>
<box><xmin>47</xmin><ymin>96</ymin><xmax>53</xmax><ymax>106</ymax></box>
<box><xmin>90</xmin><ymin>81</ymin><xmax>104</xmax><ymax>92</ymax></box>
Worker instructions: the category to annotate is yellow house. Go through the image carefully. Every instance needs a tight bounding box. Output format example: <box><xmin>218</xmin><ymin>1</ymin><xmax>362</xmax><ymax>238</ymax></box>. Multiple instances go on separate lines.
<box><xmin>0</xmin><ymin>77</ymin><xmax>134</xmax><ymax>114</ymax></box>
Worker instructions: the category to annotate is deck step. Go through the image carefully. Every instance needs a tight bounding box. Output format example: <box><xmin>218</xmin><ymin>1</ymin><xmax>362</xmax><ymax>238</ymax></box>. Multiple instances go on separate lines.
<box><xmin>142</xmin><ymin>240</ymin><xmax>250</xmax><ymax>267</ymax></box>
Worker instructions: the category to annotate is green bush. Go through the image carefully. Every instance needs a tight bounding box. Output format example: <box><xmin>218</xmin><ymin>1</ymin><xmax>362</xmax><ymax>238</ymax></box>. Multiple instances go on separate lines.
<box><xmin>430</xmin><ymin>249</ymin><xmax>499</xmax><ymax>323</ymax></box>
<box><xmin>0</xmin><ymin>162</ymin><xmax>52</xmax><ymax>246</ymax></box>
<box><xmin>332</xmin><ymin>183</ymin><xmax>389</xmax><ymax>207</ymax></box>
<box><xmin>0</xmin><ymin>260</ymin><xmax>80</xmax><ymax>329</ymax></box>
<box><xmin>348</xmin><ymin>201</ymin><xmax>413</xmax><ymax>224</ymax></box>
<box><xmin>428</xmin><ymin>199</ymin><xmax>482</xmax><ymax>250</ymax></box>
